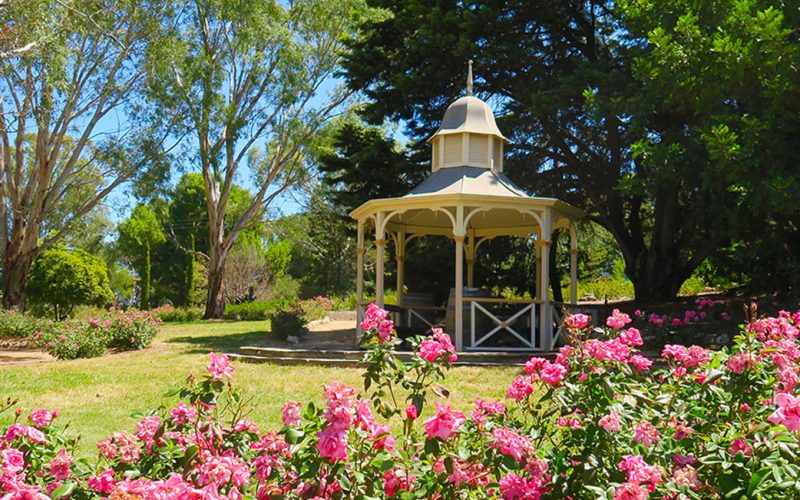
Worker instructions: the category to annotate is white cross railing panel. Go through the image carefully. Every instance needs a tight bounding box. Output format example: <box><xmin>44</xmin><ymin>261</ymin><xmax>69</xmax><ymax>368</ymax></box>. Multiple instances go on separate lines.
<box><xmin>469</xmin><ymin>300</ymin><xmax>540</xmax><ymax>351</ymax></box>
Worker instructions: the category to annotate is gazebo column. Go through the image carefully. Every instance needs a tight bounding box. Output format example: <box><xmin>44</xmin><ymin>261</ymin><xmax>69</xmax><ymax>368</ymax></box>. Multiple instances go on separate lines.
<box><xmin>466</xmin><ymin>231</ymin><xmax>476</xmax><ymax>288</ymax></box>
<box><xmin>454</xmin><ymin>206</ymin><xmax>465</xmax><ymax>351</ymax></box>
<box><xmin>395</xmin><ymin>230</ymin><xmax>406</xmax><ymax>307</ymax></box>
<box><xmin>569</xmin><ymin>224</ymin><xmax>578</xmax><ymax>305</ymax></box>
<box><xmin>356</xmin><ymin>220</ymin><xmax>366</xmax><ymax>340</ymax></box>
<box><xmin>374</xmin><ymin>212</ymin><xmax>386</xmax><ymax>307</ymax></box>
<box><xmin>539</xmin><ymin>210</ymin><xmax>553</xmax><ymax>350</ymax></box>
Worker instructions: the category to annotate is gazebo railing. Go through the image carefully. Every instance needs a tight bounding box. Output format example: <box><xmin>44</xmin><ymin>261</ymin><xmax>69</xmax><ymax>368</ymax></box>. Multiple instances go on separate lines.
<box><xmin>464</xmin><ymin>297</ymin><xmax>544</xmax><ymax>351</ymax></box>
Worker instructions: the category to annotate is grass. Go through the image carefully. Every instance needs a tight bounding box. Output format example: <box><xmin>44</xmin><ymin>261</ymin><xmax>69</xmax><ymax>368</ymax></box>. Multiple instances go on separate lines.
<box><xmin>0</xmin><ymin>320</ymin><xmax>519</xmax><ymax>458</ymax></box>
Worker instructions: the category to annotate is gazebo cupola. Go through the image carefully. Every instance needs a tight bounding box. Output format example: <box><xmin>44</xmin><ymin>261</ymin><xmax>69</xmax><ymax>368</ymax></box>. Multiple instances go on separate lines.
<box><xmin>429</xmin><ymin>61</ymin><xmax>508</xmax><ymax>172</ymax></box>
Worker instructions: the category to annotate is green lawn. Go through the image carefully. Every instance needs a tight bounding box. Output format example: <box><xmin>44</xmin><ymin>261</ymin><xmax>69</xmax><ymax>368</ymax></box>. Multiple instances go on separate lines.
<box><xmin>0</xmin><ymin>321</ymin><xmax>519</xmax><ymax>458</ymax></box>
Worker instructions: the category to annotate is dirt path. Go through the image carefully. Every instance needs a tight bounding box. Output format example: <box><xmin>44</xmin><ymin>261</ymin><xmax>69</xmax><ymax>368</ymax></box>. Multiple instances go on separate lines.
<box><xmin>0</xmin><ymin>348</ymin><xmax>53</xmax><ymax>366</ymax></box>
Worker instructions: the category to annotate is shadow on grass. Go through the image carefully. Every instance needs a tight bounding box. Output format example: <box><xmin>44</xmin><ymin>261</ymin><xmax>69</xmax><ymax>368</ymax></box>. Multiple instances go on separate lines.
<box><xmin>166</xmin><ymin>330</ymin><xmax>274</xmax><ymax>354</ymax></box>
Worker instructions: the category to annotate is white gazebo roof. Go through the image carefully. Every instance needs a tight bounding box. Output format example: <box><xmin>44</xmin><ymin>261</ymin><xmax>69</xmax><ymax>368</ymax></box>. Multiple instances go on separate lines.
<box><xmin>349</xmin><ymin>165</ymin><xmax>584</xmax><ymax>238</ymax></box>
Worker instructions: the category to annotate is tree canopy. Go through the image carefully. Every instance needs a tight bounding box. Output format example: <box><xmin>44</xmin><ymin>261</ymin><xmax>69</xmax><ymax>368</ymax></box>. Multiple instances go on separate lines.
<box><xmin>342</xmin><ymin>0</ymin><xmax>800</xmax><ymax>301</ymax></box>
<box><xmin>27</xmin><ymin>247</ymin><xmax>114</xmax><ymax>319</ymax></box>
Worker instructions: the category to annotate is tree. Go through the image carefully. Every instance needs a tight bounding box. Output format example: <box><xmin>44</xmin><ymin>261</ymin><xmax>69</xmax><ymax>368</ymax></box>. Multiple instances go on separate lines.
<box><xmin>224</xmin><ymin>241</ymin><xmax>273</xmax><ymax>304</ymax></box>
<box><xmin>27</xmin><ymin>247</ymin><xmax>114</xmax><ymax>319</ymax></box>
<box><xmin>317</xmin><ymin>121</ymin><xmax>427</xmax><ymax>215</ymax></box>
<box><xmin>343</xmin><ymin>0</ymin><xmax>800</xmax><ymax>301</ymax></box>
<box><xmin>0</xmin><ymin>0</ymin><xmax>170</xmax><ymax>310</ymax></box>
<box><xmin>146</xmin><ymin>0</ymin><xmax>383</xmax><ymax>318</ymax></box>
<box><xmin>118</xmin><ymin>205</ymin><xmax>166</xmax><ymax>309</ymax></box>
<box><xmin>152</xmin><ymin>173</ymin><xmax>264</xmax><ymax>306</ymax></box>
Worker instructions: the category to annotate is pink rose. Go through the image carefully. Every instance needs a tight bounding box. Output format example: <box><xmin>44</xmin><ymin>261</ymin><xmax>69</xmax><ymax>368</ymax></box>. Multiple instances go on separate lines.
<box><xmin>282</xmin><ymin>401</ymin><xmax>302</xmax><ymax>427</ymax></box>
<box><xmin>729</xmin><ymin>437</ymin><xmax>752</xmax><ymax>456</ymax></box>
<box><xmin>1</xmin><ymin>448</ymin><xmax>24</xmax><ymax>474</ymax></box>
<box><xmin>619</xmin><ymin>327</ymin><xmax>643</xmax><ymax>347</ymax></box>
<box><xmin>539</xmin><ymin>362</ymin><xmax>567</xmax><ymax>386</ymax></box>
<box><xmin>632</xmin><ymin>421</ymin><xmax>660</xmax><ymax>447</ymax></box>
<box><xmin>506</xmin><ymin>375</ymin><xmax>533</xmax><ymax>401</ymax></box>
<box><xmin>28</xmin><ymin>408</ymin><xmax>55</xmax><ymax>427</ymax></box>
<box><xmin>768</xmin><ymin>392</ymin><xmax>800</xmax><ymax>430</ymax></box>
<box><xmin>207</xmin><ymin>352</ymin><xmax>234</xmax><ymax>380</ymax></box>
<box><xmin>565</xmin><ymin>313</ymin><xmax>591</xmax><ymax>330</ymax></box>
<box><xmin>316</xmin><ymin>428</ymin><xmax>348</xmax><ymax>462</ymax></box>
<box><xmin>606</xmin><ymin>309</ymin><xmax>632</xmax><ymax>329</ymax></box>
<box><xmin>423</xmin><ymin>402</ymin><xmax>465</xmax><ymax>440</ymax></box>
<box><xmin>87</xmin><ymin>468</ymin><xmax>116</xmax><ymax>494</ymax></box>
<box><xmin>598</xmin><ymin>412</ymin><xmax>621</xmax><ymax>432</ymax></box>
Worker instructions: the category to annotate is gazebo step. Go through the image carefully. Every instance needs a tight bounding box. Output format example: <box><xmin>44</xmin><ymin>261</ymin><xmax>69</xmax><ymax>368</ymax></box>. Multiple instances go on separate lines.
<box><xmin>229</xmin><ymin>354</ymin><xmax>366</xmax><ymax>368</ymax></box>
<box><xmin>232</xmin><ymin>347</ymin><xmax>553</xmax><ymax>367</ymax></box>
<box><xmin>238</xmin><ymin>346</ymin><xmax>364</xmax><ymax>360</ymax></box>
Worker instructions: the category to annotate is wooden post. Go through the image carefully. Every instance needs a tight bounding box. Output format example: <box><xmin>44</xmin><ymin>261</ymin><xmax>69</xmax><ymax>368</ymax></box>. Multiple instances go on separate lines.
<box><xmin>375</xmin><ymin>212</ymin><xmax>386</xmax><ymax>308</ymax></box>
<box><xmin>396</xmin><ymin>229</ymin><xmax>406</xmax><ymax>307</ymax></box>
<box><xmin>570</xmin><ymin>223</ymin><xmax>578</xmax><ymax>305</ymax></box>
<box><xmin>356</xmin><ymin>220</ymin><xmax>365</xmax><ymax>341</ymax></box>
<box><xmin>466</xmin><ymin>231</ymin><xmax>476</xmax><ymax>288</ymax></box>
<box><xmin>538</xmin><ymin>209</ymin><xmax>552</xmax><ymax>349</ymax></box>
<box><xmin>454</xmin><ymin>205</ymin><xmax>465</xmax><ymax>352</ymax></box>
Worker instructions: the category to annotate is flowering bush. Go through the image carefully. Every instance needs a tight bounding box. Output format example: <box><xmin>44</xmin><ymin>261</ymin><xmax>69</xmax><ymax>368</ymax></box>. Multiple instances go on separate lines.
<box><xmin>299</xmin><ymin>296</ymin><xmax>334</xmax><ymax>322</ymax></box>
<box><xmin>30</xmin><ymin>309</ymin><xmax>160</xmax><ymax>360</ymax></box>
<box><xmin>105</xmin><ymin>308</ymin><xmax>161</xmax><ymax>350</ymax></box>
<box><xmin>3</xmin><ymin>303</ymin><xmax>800</xmax><ymax>498</ymax></box>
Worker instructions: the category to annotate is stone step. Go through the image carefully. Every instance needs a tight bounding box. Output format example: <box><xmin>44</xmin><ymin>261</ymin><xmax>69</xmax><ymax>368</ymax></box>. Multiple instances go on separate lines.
<box><xmin>231</xmin><ymin>346</ymin><xmax>554</xmax><ymax>367</ymax></box>
<box><xmin>229</xmin><ymin>353</ymin><xmax>532</xmax><ymax>368</ymax></box>
<box><xmin>238</xmin><ymin>346</ymin><xmax>364</xmax><ymax>360</ymax></box>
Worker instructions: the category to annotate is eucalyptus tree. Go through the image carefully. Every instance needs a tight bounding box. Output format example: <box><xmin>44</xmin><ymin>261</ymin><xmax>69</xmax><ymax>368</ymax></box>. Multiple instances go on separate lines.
<box><xmin>146</xmin><ymin>0</ymin><xmax>384</xmax><ymax>318</ymax></box>
<box><xmin>0</xmin><ymin>0</ymin><xmax>170</xmax><ymax>310</ymax></box>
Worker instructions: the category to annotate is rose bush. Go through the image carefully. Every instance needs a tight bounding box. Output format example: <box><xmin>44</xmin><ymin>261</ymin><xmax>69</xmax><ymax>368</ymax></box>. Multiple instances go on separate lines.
<box><xmin>30</xmin><ymin>308</ymin><xmax>161</xmax><ymax>360</ymax></box>
<box><xmin>2</xmin><ymin>303</ymin><xmax>800</xmax><ymax>498</ymax></box>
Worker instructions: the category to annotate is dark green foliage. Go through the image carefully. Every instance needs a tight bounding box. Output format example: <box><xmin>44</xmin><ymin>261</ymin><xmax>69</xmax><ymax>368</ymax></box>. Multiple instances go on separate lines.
<box><xmin>317</xmin><ymin>121</ymin><xmax>427</xmax><ymax>214</ymax></box>
<box><xmin>117</xmin><ymin>205</ymin><xmax>166</xmax><ymax>309</ymax></box>
<box><xmin>342</xmin><ymin>0</ymin><xmax>800</xmax><ymax>301</ymax></box>
<box><xmin>27</xmin><ymin>247</ymin><xmax>115</xmax><ymax>320</ymax></box>
<box><xmin>270</xmin><ymin>309</ymin><xmax>306</xmax><ymax>341</ymax></box>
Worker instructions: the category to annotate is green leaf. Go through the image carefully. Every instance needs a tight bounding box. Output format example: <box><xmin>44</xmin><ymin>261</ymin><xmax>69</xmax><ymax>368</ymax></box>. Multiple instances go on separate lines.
<box><xmin>50</xmin><ymin>482</ymin><xmax>76</xmax><ymax>499</ymax></box>
<box><xmin>748</xmin><ymin>467</ymin><xmax>771</xmax><ymax>495</ymax></box>
<box><xmin>286</xmin><ymin>427</ymin><xmax>305</xmax><ymax>444</ymax></box>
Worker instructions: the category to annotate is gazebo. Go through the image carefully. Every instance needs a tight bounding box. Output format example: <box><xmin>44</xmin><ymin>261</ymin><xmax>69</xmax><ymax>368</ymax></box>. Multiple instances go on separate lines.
<box><xmin>350</xmin><ymin>65</ymin><xmax>584</xmax><ymax>352</ymax></box>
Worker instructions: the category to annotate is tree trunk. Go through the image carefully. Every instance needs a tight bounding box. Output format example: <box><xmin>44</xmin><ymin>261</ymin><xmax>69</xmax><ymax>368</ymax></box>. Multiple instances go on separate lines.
<box><xmin>2</xmin><ymin>250</ymin><xmax>35</xmax><ymax>312</ymax></box>
<box><xmin>204</xmin><ymin>262</ymin><xmax>226</xmax><ymax>319</ymax></box>
<box><xmin>140</xmin><ymin>240</ymin><xmax>151</xmax><ymax>310</ymax></box>
<box><xmin>625</xmin><ymin>248</ymin><xmax>688</xmax><ymax>304</ymax></box>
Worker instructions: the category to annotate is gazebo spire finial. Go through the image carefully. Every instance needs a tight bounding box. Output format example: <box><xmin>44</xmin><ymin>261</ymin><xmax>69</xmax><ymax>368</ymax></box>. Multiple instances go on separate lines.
<box><xmin>466</xmin><ymin>59</ymin><xmax>473</xmax><ymax>96</ymax></box>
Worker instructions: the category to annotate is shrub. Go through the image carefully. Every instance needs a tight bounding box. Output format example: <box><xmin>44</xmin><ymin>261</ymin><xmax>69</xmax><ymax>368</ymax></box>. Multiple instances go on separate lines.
<box><xmin>105</xmin><ymin>308</ymin><xmax>161</xmax><ymax>350</ymax></box>
<box><xmin>34</xmin><ymin>321</ymin><xmax>109</xmax><ymax>359</ymax></box>
<box><xmin>3</xmin><ymin>304</ymin><xmax>800</xmax><ymax>498</ymax></box>
<box><xmin>31</xmin><ymin>309</ymin><xmax>160</xmax><ymax>360</ymax></box>
<box><xmin>151</xmin><ymin>304</ymin><xmax>203</xmax><ymax>322</ymax></box>
<box><xmin>299</xmin><ymin>295</ymin><xmax>333</xmax><ymax>322</ymax></box>
<box><xmin>223</xmin><ymin>299</ymin><xmax>288</xmax><ymax>321</ymax></box>
<box><xmin>0</xmin><ymin>311</ymin><xmax>43</xmax><ymax>339</ymax></box>
<box><xmin>270</xmin><ymin>308</ymin><xmax>306</xmax><ymax>340</ymax></box>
